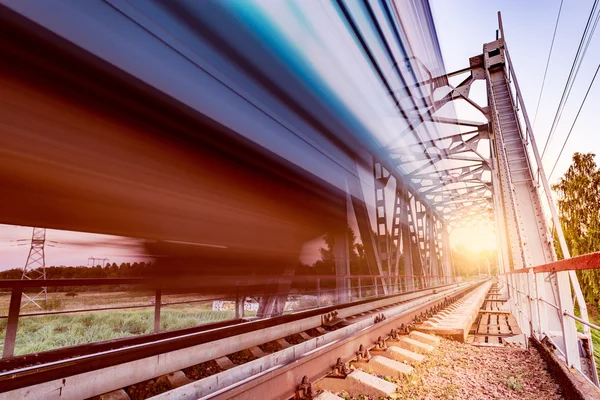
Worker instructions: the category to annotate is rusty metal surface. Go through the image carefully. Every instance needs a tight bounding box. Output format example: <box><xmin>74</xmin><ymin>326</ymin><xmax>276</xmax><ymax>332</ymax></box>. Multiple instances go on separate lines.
<box><xmin>504</xmin><ymin>252</ymin><xmax>600</xmax><ymax>275</ymax></box>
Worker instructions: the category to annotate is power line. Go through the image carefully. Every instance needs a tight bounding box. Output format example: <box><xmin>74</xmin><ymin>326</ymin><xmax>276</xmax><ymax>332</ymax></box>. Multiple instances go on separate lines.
<box><xmin>540</xmin><ymin>0</ymin><xmax>600</xmax><ymax>159</ymax></box>
<box><xmin>532</xmin><ymin>0</ymin><xmax>564</xmax><ymax>128</ymax></box>
<box><xmin>548</xmin><ymin>63</ymin><xmax>600</xmax><ymax>181</ymax></box>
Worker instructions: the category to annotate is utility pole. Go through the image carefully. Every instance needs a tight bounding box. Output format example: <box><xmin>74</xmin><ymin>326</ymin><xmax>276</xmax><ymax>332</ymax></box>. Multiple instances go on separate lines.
<box><xmin>21</xmin><ymin>227</ymin><xmax>47</xmax><ymax>310</ymax></box>
<box><xmin>88</xmin><ymin>257</ymin><xmax>109</xmax><ymax>267</ymax></box>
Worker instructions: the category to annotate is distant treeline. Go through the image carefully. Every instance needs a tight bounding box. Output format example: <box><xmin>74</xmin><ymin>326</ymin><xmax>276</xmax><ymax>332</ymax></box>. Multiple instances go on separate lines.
<box><xmin>0</xmin><ymin>262</ymin><xmax>156</xmax><ymax>292</ymax></box>
<box><xmin>0</xmin><ymin>262</ymin><xmax>155</xmax><ymax>280</ymax></box>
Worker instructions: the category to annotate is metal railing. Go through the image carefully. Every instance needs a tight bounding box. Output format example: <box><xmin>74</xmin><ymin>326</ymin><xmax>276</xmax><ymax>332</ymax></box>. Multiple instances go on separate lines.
<box><xmin>500</xmin><ymin>252</ymin><xmax>600</xmax><ymax>386</ymax></box>
<box><xmin>0</xmin><ymin>273</ymin><xmax>457</xmax><ymax>359</ymax></box>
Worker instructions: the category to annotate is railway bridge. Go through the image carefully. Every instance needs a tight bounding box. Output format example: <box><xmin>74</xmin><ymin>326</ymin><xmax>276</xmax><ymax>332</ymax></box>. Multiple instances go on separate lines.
<box><xmin>0</xmin><ymin>1</ymin><xmax>599</xmax><ymax>399</ymax></box>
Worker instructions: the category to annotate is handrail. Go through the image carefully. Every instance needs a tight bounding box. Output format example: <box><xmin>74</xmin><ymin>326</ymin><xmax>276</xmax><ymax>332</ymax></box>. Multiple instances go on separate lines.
<box><xmin>538</xmin><ymin>297</ymin><xmax>560</xmax><ymax>311</ymax></box>
<box><xmin>501</xmin><ymin>252</ymin><xmax>600</xmax><ymax>275</ymax></box>
<box><xmin>565</xmin><ymin>312</ymin><xmax>600</xmax><ymax>332</ymax></box>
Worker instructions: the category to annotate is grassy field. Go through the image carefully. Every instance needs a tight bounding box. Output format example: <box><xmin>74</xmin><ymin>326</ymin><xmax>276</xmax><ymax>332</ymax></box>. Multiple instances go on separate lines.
<box><xmin>0</xmin><ymin>291</ymin><xmax>244</xmax><ymax>356</ymax></box>
<box><xmin>592</xmin><ymin>323</ymin><xmax>600</xmax><ymax>377</ymax></box>
<box><xmin>0</xmin><ymin>290</ymin><xmax>225</xmax><ymax>314</ymax></box>
<box><xmin>0</xmin><ymin>308</ymin><xmax>236</xmax><ymax>356</ymax></box>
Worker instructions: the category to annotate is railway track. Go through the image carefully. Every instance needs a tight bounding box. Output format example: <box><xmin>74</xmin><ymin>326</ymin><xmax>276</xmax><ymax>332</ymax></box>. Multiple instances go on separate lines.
<box><xmin>0</xmin><ymin>280</ymin><xmax>486</xmax><ymax>399</ymax></box>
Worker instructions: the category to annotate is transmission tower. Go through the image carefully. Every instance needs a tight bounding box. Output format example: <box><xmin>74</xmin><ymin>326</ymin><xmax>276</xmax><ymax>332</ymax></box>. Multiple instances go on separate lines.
<box><xmin>21</xmin><ymin>227</ymin><xmax>47</xmax><ymax>310</ymax></box>
<box><xmin>88</xmin><ymin>257</ymin><xmax>109</xmax><ymax>267</ymax></box>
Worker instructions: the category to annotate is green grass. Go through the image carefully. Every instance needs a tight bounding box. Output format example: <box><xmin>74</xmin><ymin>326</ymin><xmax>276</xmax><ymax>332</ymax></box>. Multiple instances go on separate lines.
<box><xmin>506</xmin><ymin>376</ymin><xmax>523</xmax><ymax>392</ymax></box>
<box><xmin>0</xmin><ymin>309</ymin><xmax>237</xmax><ymax>356</ymax></box>
<box><xmin>591</xmin><ymin>327</ymin><xmax>600</xmax><ymax>378</ymax></box>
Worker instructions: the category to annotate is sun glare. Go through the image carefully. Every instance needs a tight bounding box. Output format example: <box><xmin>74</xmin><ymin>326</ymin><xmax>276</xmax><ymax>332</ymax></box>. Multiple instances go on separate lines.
<box><xmin>450</xmin><ymin>225</ymin><xmax>497</xmax><ymax>253</ymax></box>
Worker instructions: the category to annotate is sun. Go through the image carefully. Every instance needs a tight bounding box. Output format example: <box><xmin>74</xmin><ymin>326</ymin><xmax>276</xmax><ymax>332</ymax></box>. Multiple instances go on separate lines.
<box><xmin>450</xmin><ymin>224</ymin><xmax>497</xmax><ymax>254</ymax></box>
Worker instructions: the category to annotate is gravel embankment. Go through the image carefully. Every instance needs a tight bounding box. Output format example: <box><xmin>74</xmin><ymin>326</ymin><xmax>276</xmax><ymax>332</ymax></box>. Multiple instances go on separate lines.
<box><xmin>338</xmin><ymin>337</ymin><xmax>564</xmax><ymax>399</ymax></box>
<box><xmin>391</xmin><ymin>338</ymin><xmax>564</xmax><ymax>400</ymax></box>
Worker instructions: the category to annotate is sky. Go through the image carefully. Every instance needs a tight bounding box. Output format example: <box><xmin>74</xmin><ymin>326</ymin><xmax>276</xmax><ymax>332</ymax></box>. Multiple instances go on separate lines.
<box><xmin>0</xmin><ymin>227</ymin><xmax>148</xmax><ymax>271</ymax></box>
<box><xmin>431</xmin><ymin>0</ymin><xmax>600</xmax><ymax>183</ymax></box>
<box><xmin>431</xmin><ymin>0</ymin><xmax>600</xmax><ymax>252</ymax></box>
<box><xmin>1</xmin><ymin>0</ymin><xmax>598</xmax><ymax>268</ymax></box>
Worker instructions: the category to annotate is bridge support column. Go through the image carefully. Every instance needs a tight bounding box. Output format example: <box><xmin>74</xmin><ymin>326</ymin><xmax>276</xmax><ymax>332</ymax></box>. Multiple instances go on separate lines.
<box><xmin>349</xmin><ymin>164</ymin><xmax>388</xmax><ymax>296</ymax></box>
<box><xmin>2</xmin><ymin>287</ymin><xmax>22</xmax><ymax>358</ymax></box>
<box><xmin>334</xmin><ymin>193</ymin><xmax>351</xmax><ymax>304</ymax></box>
<box><xmin>154</xmin><ymin>289</ymin><xmax>161</xmax><ymax>333</ymax></box>
<box><xmin>401</xmin><ymin>189</ymin><xmax>413</xmax><ymax>292</ymax></box>
<box><xmin>256</xmin><ymin>263</ymin><xmax>296</xmax><ymax>318</ymax></box>
<box><xmin>555</xmin><ymin>271</ymin><xmax>581</xmax><ymax>370</ymax></box>
<box><xmin>441</xmin><ymin>224</ymin><xmax>452</xmax><ymax>284</ymax></box>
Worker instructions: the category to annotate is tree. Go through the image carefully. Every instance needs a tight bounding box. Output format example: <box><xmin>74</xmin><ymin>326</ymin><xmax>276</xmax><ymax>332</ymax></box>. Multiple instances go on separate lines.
<box><xmin>311</xmin><ymin>232</ymin><xmax>336</xmax><ymax>276</ymax></box>
<box><xmin>552</xmin><ymin>152</ymin><xmax>600</xmax><ymax>307</ymax></box>
<box><xmin>311</xmin><ymin>228</ymin><xmax>369</xmax><ymax>282</ymax></box>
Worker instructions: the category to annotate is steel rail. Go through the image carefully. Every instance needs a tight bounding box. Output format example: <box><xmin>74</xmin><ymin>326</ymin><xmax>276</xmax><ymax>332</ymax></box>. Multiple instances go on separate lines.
<box><xmin>202</xmin><ymin>281</ymin><xmax>485</xmax><ymax>400</ymax></box>
<box><xmin>0</xmin><ymin>282</ymin><xmax>468</xmax><ymax>396</ymax></box>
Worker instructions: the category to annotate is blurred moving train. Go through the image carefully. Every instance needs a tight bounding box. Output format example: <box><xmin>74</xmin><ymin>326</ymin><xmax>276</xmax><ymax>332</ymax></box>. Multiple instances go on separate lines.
<box><xmin>0</xmin><ymin>1</ymin><xmax>447</xmax><ymax>303</ymax></box>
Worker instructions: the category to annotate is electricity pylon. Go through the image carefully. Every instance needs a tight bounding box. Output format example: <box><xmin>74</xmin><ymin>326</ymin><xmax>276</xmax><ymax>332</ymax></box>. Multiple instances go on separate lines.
<box><xmin>21</xmin><ymin>227</ymin><xmax>47</xmax><ymax>309</ymax></box>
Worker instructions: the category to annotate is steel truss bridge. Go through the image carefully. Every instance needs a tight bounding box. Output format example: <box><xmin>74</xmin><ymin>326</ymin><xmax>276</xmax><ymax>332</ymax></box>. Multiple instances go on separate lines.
<box><xmin>0</xmin><ymin>0</ymin><xmax>599</xmax><ymax>396</ymax></box>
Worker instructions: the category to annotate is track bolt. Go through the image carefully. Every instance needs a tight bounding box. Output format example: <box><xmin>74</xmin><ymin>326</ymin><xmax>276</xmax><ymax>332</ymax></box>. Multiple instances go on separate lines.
<box><xmin>357</xmin><ymin>344</ymin><xmax>371</xmax><ymax>361</ymax></box>
<box><xmin>295</xmin><ymin>376</ymin><xmax>313</xmax><ymax>399</ymax></box>
<box><xmin>390</xmin><ymin>328</ymin><xmax>398</xmax><ymax>340</ymax></box>
<box><xmin>331</xmin><ymin>357</ymin><xmax>350</xmax><ymax>378</ymax></box>
<box><xmin>375</xmin><ymin>336</ymin><xmax>387</xmax><ymax>351</ymax></box>
<box><xmin>374</xmin><ymin>313</ymin><xmax>385</xmax><ymax>323</ymax></box>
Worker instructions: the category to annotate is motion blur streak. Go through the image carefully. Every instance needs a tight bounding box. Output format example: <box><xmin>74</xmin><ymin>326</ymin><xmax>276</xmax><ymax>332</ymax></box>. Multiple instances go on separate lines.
<box><xmin>0</xmin><ymin>1</ymin><xmax>449</xmax><ymax>293</ymax></box>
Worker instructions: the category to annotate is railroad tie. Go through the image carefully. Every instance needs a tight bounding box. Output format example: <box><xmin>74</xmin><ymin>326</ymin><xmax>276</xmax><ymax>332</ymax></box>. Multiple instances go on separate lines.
<box><xmin>354</xmin><ymin>355</ymin><xmax>414</xmax><ymax>377</ymax></box>
<box><xmin>99</xmin><ymin>389</ymin><xmax>130</xmax><ymax>400</ymax></box>
<box><xmin>156</xmin><ymin>371</ymin><xmax>193</xmax><ymax>389</ymax></box>
<box><xmin>314</xmin><ymin>390</ymin><xmax>344</xmax><ymax>400</ymax></box>
<box><xmin>316</xmin><ymin>370</ymin><xmax>398</xmax><ymax>399</ymax></box>
<box><xmin>416</xmin><ymin>281</ymin><xmax>493</xmax><ymax>342</ymax></box>
<box><xmin>397</xmin><ymin>337</ymin><xmax>434</xmax><ymax>353</ymax></box>
<box><xmin>384</xmin><ymin>345</ymin><xmax>426</xmax><ymax>364</ymax></box>
<box><xmin>317</xmin><ymin>330</ymin><xmax>441</xmax><ymax>398</ymax></box>
<box><xmin>409</xmin><ymin>330</ymin><xmax>440</xmax><ymax>346</ymax></box>
<box><xmin>215</xmin><ymin>356</ymin><xmax>236</xmax><ymax>370</ymax></box>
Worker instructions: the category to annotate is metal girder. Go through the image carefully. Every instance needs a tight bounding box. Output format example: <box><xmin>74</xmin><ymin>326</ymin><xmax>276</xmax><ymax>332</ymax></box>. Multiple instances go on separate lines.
<box><xmin>335</xmin><ymin>192</ymin><xmax>351</xmax><ymax>304</ymax></box>
<box><xmin>382</xmin><ymin>65</ymin><xmax>494</xmax><ymax>228</ymax></box>
<box><xmin>349</xmin><ymin>165</ymin><xmax>388</xmax><ymax>296</ymax></box>
<box><xmin>373</xmin><ymin>159</ymin><xmax>394</xmax><ymax>293</ymax></box>
<box><xmin>482</xmin><ymin>29</ymin><xmax>595</xmax><ymax>383</ymax></box>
